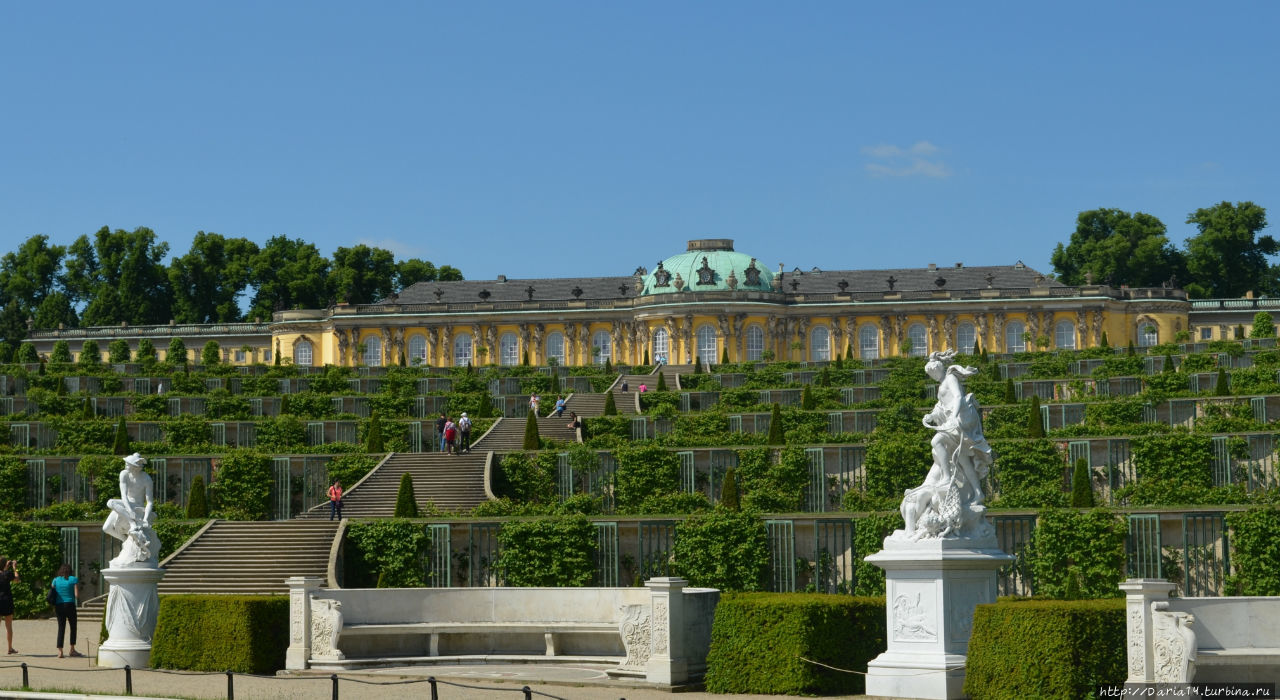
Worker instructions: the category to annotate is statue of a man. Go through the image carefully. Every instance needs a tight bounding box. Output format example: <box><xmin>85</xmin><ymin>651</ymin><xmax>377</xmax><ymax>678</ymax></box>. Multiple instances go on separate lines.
<box><xmin>103</xmin><ymin>453</ymin><xmax>161</xmax><ymax>568</ymax></box>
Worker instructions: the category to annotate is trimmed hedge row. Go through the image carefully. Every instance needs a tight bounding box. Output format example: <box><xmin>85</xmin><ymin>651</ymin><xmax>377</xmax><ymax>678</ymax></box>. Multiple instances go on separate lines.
<box><xmin>964</xmin><ymin>598</ymin><xmax>1125</xmax><ymax>699</ymax></box>
<box><xmin>150</xmin><ymin>594</ymin><xmax>289</xmax><ymax>673</ymax></box>
<box><xmin>704</xmin><ymin>592</ymin><xmax>885</xmax><ymax>695</ymax></box>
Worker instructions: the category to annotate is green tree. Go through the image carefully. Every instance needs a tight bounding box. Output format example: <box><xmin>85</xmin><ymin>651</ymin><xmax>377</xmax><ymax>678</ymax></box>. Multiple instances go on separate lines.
<box><xmin>168</xmin><ymin>231</ymin><xmax>259</xmax><ymax>323</ymax></box>
<box><xmin>201</xmin><ymin>341</ymin><xmax>221</xmax><ymax>366</ymax></box>
<box><xmin>394</xmin><ymin>473</ymin><xmax>419</xmax><ymax>518</ymax></box>
<box><xmin>167</xmin><ymin>337</ymin><xmax>188</xmax><ymax>365</ymax></box>
<box><xmin>1050</xmin><ymin>208</ymin><xmax>1183</xmax><ymax>287</ymax></box>
<box><xmin>247</xmin><ymin>236</ymin><xmax>331</xmax><ymax>320</ymax></box>
<box><xmin>365</xmin><ymin>412</ymin><xmax>385</xmax><ymax>452</ymax></box>
<box><xmin>1183</xmin><ymin>201</ymin><xmax>1276</xmax><ymax>298</ymax></box>
<box><xmin>50</xmin><ymin>340</ymin><xmax>71</xmax><ymax>363</ymax></box>
<box><xmin>78</xmin><ymin>340</ymin><xmax>101</xmax><ymax>366</ymax></box>
<box><xmin>1215</xmin><ymin>368</ymin><xmax>1231</xmax><ymax>396</ymax></box>
<box><xmin>694</xmin><ymin>356</ymin><xmax>703</xmax><ymax>374</ymax></box>
<box><xmin>1003</xmin><ymin>378</ymin><xmax>1017</xmax><ymax>403</ymax></box>
<box><xmin>396</xmin><ymin>258</ymin><xmax>462</xmax><ymax>288</ymax></box>
<box><xmin>330</xmin><ymin>244</ymin><xmax>397</xmax><ymax>304</ymax></box>
<box><xmin>672</xmin><ymin>509</ymin><xmax>769</xmax><ymax>592</ymax></box>
<box><xmin>801</xmin><ymin>385</ymin><xmax>815</xmax><ymax>410</ymax></box>
<box><xmin>1026</xmin><ymin>394</ymin><xmax>1045</xmax><ymax>438</ymax></box>
<box><xmin>1251</xmin><ymin>311</ymin><xmax>1276</xmax><ymax>339</ymax></box>
<box><xmin>603</xmin><ymin>391</ymin><xmax>617</xmax><ymax>415</ymax></box>
<box><xmin>1069</xmin><ymin>459</ymin><xmax>1095</xmax><ymax>508</ymax></box>
<box><xmin>65</xmin><ymin>226</ymin><xmax>172</xmax><ymax>325</ymax></box>
<box><xmin>0</xmin><ymin>235</ymin><xmax>75</xmax><ymax>342</ymax></box>
<box><xmin>136</xmin><ymin>338</ymin><xmax>157</xmax><ymax>364</ymax></box>
<box><xmin>16</xmin><ymin>343</ymin><xmax>37</xmax><ymax>363</ymax></box>
<box><xmin>720</xmin><ymin>468</ymin><xmax>740</xmax><ymax>511</ymax></box>
<box><xmin>112</xmin><ymin>416</ymin><xmax>131</xmax><ymax>455</ymax></box>
<box><xmin>186</xmin><ymin>475</ymin><xmax>209</xmax><ymax>519</ymax></box>
<box><xmin>656</xmin><ymin>372</ymin><xmax>668</xmax><ymax>391</ymax></box>
<box><xmin>766</xmin><ymin>403</ymin><xmax>784</xmax><ymax>445</ymax></box>
<box><xmin>522</xmin><ymin>410</ymin><xmax>541</xmax><ymax>450</ymax></box>
<box><xmin>108</xmin><ymin>339</ymin><xmax>131</xmax><ymax>364</ymax></box>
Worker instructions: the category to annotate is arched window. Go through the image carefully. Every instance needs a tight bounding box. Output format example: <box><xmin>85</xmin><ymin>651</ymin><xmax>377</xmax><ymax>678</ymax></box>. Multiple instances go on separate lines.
<box><xmin>499</xmin><ymin>332</ymin><xmax>519</xmax><ymax>366</ymax></box>
<box><xmin>362</xmin><ymin>336</ymin><xmax>383</xmax><ymax>367</ymax></box>
<box><xmin>696</xmin><ymin>325</ymin><xmax>718</xmax><ymax>366</ymax></box>
<box><xmin>652</xmin><ymin>327</ymin><xmax>670</xmax><ymax>363</ymax></box>
<box><xmin>592</xmin><ymin>330</ymin><xmax>611</xmax><ymax>364</ymax></box>
<box><xmin>546</xmin><ymin>331</ymin><xmax>565</xmax><ymax>366</ymax></box>
<box><xmin>745</xmin><ymin>325</ymin><xmax>764</xmax><ymax>361</ymax></box>
<box><xmin>907</xmin><ymin>323</ymin><xmax>927</xmax><ymax>357</ymax></box>
<box><xmin>1055</xmin><ymin>320</ymin><xmax>1076</xmax><ymax>349</ymax></box>
<box><xmin>453</xmin><ymin>333</ymin><xmax>472</xmax><ymax>366</ymax></box>
<box><xmin>1005</xmin><ymin>321</ymin><xmax>1026</xmax><ymax>353</ymax></box>
<box><xmin>407</xmin><ymin>335</ymin><xmax>427</xmax><ymax>365</ymax></box>
<box><xmin>957</xmin><ymin>322</ymin><xmax>976</xmax><ymax>354</ymax></box>
<box><xmin>295</xmin><ymin>340</ymin><xmax>314</xmax><ymax>367</ymax></box>
<box><xmin>809</xmin><ymin>326</ymin><xmax>830</xmax><ymax>362</ymax></box>
<box><xmin>1138</xmin><ymin>321</ymin><xmax>1158</xmax><ymax>347</ymax></box>
<box><xmin>859</xmin><ymin>324</ymin><xmax>880</xmax><ymax>359</ymax></box>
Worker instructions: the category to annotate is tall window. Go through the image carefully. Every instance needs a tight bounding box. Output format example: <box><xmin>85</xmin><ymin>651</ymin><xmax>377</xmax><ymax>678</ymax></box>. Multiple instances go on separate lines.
<box><xmin>652</xmin><ymin>327</ymin><xmax>670</xmax><ymax>362</ymax></box>
<box><xmin>1055</xmin><ymin>321</ymin><xmax>1076</xmax><ymax>349</ymax></box>
<box><xmin>592</xmin><ymin>330</ymin><xmax>611</xmax><ymax>364</ymax></box>
<box><xmin>1005</xmin><ymin>321</ymin><xmax>1026</xmax><ymax>353</ymax></box>
<box><xmin>362</xmin><ymin>336</ymin><xmax>383</xmax><ymax>367</ymax></box>
<box><xmin>859</xmin><ymin>324</ymin><xmax>880</xmax><ymax>359</ymax></box>
<box><xmin>696</xmin><ymin>325</ymin><xmax>717</xmax><ymax>366</ymax></box>
<box><xmin>453</xmin><ymin>333</ymin><xmax>472</xmax><ymax>366</ymax></box>
<box><xmin>957</xmin><ymin>322</ymin><xmax>976</xmax><ymax>354</ymax></box>
<box><xmin>1138</xmin><ymin>321</ymin><xmax>1158</xmax><ymax>347</ymax></box>
<box><xmin>809</xmin><ymin>326</ymin><xmax>830</xmax><ymax>362</ymax></box>
<box><xmin>546</xmin><ymin>331</ymin><xmax>565</xmax><ymax>365</ymax></box>
<box><xmin>408</xmin><ymin>335</ymin><xmax>427</xmax><ymax>365</ymax></box>
<box><xmin>499</xmin><ymin>332</ymin><xmax>519</xmax><ymax>366</ymax></box>
<box><xmin>295</xmin><ymin>340</ymin><xmax>314</xmax><ymax>367</ymax></box>
<box><xmin>745</xmin><ymin>325</ymin><xmax>764</xmax><ymax>361</ymax></box>
<box><xmin>907</xmin><ymin>323</ymin><xmax>927</xmax><ymax>357</ymax></box>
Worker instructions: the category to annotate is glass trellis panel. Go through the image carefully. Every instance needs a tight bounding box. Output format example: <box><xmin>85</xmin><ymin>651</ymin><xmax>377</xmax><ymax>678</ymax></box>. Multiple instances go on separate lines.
<box><xmin>133</xmin><ymin>378</ymin><xmax>152</xmax><ymax>395</ymax></box>
<box><xmin>639</xmin><ymin>521</ymin><xmax>676</xmax><ymax>579</ymax></box>
<box><xmin>1247</xmin><ymin>434</ymin><xmax>1277</xmax><ymax>492</ymax></box>
<box><xmin>1038</xmin><ymin>405</ymin><xmax>1050</xmax><ymax>434</ymax></box>
<box><xmin>306</xmin><ymin>422</ymin><xmax>326</xmax><ymax>446</ymax></box>
<box><xmin>427</xmin><ymin>524</ymin><xmax>451</xmax><ymax>587</ymax></box>
<box><xmin>557</xmin><ymin>452</ymin><xmax>573</xmax><ymax>500</ymax></box>
<box><xmin>181</xmin><ymin>459</ymin><xmax>213</xmax><ymax>509</ymax></box>
<box><xmin>97</xmin><ymin>536</ymin><xmax>121</xmax><ymax>596</ymax></box>
<box><xmin>210</xmin><ymin>423</ymin><xmax>226</xmax><ymax>447</ymax></box>
<box><xmin>1127</xmin><ymin>514</ymin><xmax>1162</xmax><ymax>579</ymax></box>
<box><xmin>1107</xmin><ymin>439</ymin><xmax>1134</xmax><ymax>491</ymax></box>
<box><xmin>26</xmin><ymin>459</ymin><xmax>46</xmax><ymax>508</ymax></box>
<box><xmin>1067</xmin><ymin>441</ymin><xmax>1091</xmax><ymax>468</ymax></box>
<box><xmin>840</xmin><ymin>388</ymin><xmax>856</xmax><ymax>406</ymax></box>
<box><xmin>678</xmin><ymin>452</ymin><xmax>696</xmax><ymax>494</ymax></box>
<box><xmin>765</xmin><ymin>520</ymin><xmax>796</xmax><ymax>592</ymax></box>
<box><xmin>728</xmin><ymin>415</ymin><xmax>743</xmax><ymax>433</ymax></box>
<box><xmin>237</xmin><ymin>423</ymin><xmax>256</xmax><ymax>448</ymax></box>
<box><xmin>1183</xmin><ymin>513</ymin><xmax>1229</xmax><ymax>597</ymax></box>
<box><xmin>993</xmin><ymin>515</ymin><xmax>1036</xmax><ymax>597</ymax></box>
<box><xmin>1168</xmin><ymin>400</ymin><xmax>1195</xmax><ymax>427</ymax></box>
<box><xmin>827</xmin><ymin>412</ymin><xmax>843</xmax><ymax>435</ymax></box>
<box><xmin>467</xmin><ymin>523</ymin><xmax>501</xmax><ymax>587</ymax></box>
<box><xmin>407</xmin><ymin>422</ymin><xmax>422</xmax><ymax>453</ymax></box>
<box><xmin>592</xmin><ymin>452</ymin><xmax>617</xmax><ymax>512</ymax></box>
<box><xmin>0</xmin><ymin>397</ymin><xmax>11</xmax><ymax>416</ymax></box>
<box><xmin>189</xmin><ymin>397</ymin><xmax>206</xmax><ymax>416</ymax></box>
<box><xmin>60</xmin><ymin>527</ymin><xmax>80</xmax><ymax>577</ymax></box>
<box><xmin>839</xmin><ymin>446</ymin><xmax>866</xmax><ymax>496</ymax></box>
<box><xmin>272</xmin><ymin>457</ymin><xmax>292</xmax><ymax>519</ymax></box>
<box><xmin>331</xmin><ymin>397</ymin><xmax>345</xmax><ymax>415</ymax></box>
<box><xmin>1141</xmin><ymin>402</ymin><xmax>1157</xmax><ymax>423</ymax></box>
<box><xmin>854</xmin><ymin>411</ymin><xmax>877</xmax><ymax>434</ymax></box>
<box><xmin>10</xmin><ymin>424</ymin><xmax>29</xmax><ymax>449</ymax></box>
<box><xmin>709</xmin><ymin>450</ymin><xmax>736</xmax><ymax>503</ymax></box>
<box><xmin>335</xmin><ymin>422</ymin><xmax>357</xmax><ymax>445</ymax></box>
<box><xmin>630</xmin><ymin>417</ymin><xmax>649</xmax><ymax>441</ymax></box>
<box><xmin>757</xmin><ymin>413</ymin><xmax>772</xmax><ymax>436</ymax></box>
<box><xmin>56</xmin><ymin>459</ymin><xmax>88</xmax><ymax>503</ymax></box>
<box><xmin>249</xmin><ymin>398</ymin><xmax>264</xmax><ymax>416</ymax></box>
<box><xmin>1210</xmin><ymin>436</ymin><xmax>1232</xmax><ymax>486</ymax></box>
<box><xmin>278</xmin><ymin>378</ymin><xmax>294</xmax><ymax>395</ymax></box>
<box><xmin>813</xmin><ymin>519</ymin><xmax>854</xmax><ymax>594</ymax></box>
<box><xmin>139</xmin><ymin>423</ymin><xmax>162</xmax><ymax>443</ymax></box>
<box><xmin>679</xmin><ymin>393</ymin><xmax>691</xmax><ymax>413</ymax></box>
<box><xmin>1062</xmin><ymin>404</ymin><xmax>1085</xmax><ymax>426</ymax></box>
<box><xmin>205</xmin><ymin>378</ymin><xmax>223</xmax><ymax>391</ymax></box>
<box><xmin>302</xmin><ymin>457</ymin><xmax>330</xmax><ymax>513</ymax></box>
<box><xmin>805</xmin><ymin>448</ymin><xmax>826</xmax><ymax>512</ymax></box>
<box><xmin>594</xmin><ymin>522</ymin><xmax>619</xmax><ymax>587</ymax></box>
<box><xmin>1251</xmin><ymin>397</ymin><xmax>1267</xmax><ymax>424</ymax></box>
<box><xmin>168</xmin><ymin>398</ymin><xmax>183</xmax><ymax>417</ymax></box>
<box><xmin>352</xmin><ymin>398</ymin><xmax>371</xmax><ymax>418</ymax></box>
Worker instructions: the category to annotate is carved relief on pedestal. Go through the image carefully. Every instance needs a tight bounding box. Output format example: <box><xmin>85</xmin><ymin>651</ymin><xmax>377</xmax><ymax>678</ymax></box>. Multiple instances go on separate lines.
<box><xmin>1151</xmin><ymin>602</ymin><xmax>1196</xmax><ymax>683</ymax></box>
<box><xmin>310</xmin><ymin>597</ymin><xmax>346</xmax><ymax>661</ymax></box>
<box><xmin>892</xmin><ymin>591</ymin><xmax>937</xmax><ymax>642</ymax></box>
<box><xmin>652</xmin><ymin>598</ymin><xmax>670</xmax><ymax>655</ymax></box>
<box><xmin>617</xmin><ymin>603</ymin><xmax>652</xmax><ymax>672</ymax></box>
<box><xmin>290</xmin><ymin>593</ymin><xmax>305</xmax><ymax>644</ymax></box>
<box><xmin>1127</xmin><ymin>606</ymin><xmax>1145</xmax><ymax>678</ymax></box>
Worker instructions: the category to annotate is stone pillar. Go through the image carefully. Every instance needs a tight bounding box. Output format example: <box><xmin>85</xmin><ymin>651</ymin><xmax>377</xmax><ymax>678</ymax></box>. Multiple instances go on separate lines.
<box><xmin>864</xmin><ymin>538</ymin><xmax>1013</xmax><ymax>699</ymax></box>
<box><xmin>98</xmin><ymin>567</ymin><xmax>166</xmax><ymax>668</ymax></box>
<box><xmin>286</xmin><ymin>576</ymin><xmax>325</xmax><ymax>670</ymax></box>
<box><xmin>645</xmin><ymin>577</ymin><xmax>687</xmax><ymax>684</ymax></box>
<box><xmin>1119</xmin><ymin>578</ymin><xmax>1175</xmax><ymax>684</ymax></box>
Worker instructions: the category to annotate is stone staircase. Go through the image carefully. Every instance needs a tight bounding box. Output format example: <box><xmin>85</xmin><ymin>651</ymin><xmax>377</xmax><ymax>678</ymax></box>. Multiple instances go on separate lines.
<box><xmin>80</xmin><ymin>520</ymin><xmax>340</xmax><ymax>625</ymax></box>
<box><xmin>298</xmin><ymin>452</ymin><xmax>491</xmax><ymax>518</ymax></box>
<box><xmin>471</xmin><ymin>415</ymin><xmax>580</xmax><ymax>449</ymax></box>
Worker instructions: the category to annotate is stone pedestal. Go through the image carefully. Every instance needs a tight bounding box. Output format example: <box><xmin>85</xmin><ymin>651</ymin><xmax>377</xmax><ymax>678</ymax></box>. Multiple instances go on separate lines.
<box><xmin>864</xmin><ymin>535</ymin><xmax>1012</xmax><ymax>700</ymax></box>
<box><xmin>1118</xmin><ymin>578</ymin><xmax>1178</xmax><ymax>684</ymax></box>
<box><xmin>98</xmin><ymin>567</ymin><xmax>165</xmax><ymax>668</ymax></box>
<box><xmin>644</xmin><ymin>577</ymin><xmax>687</xmax><ymax>685</ymax></box>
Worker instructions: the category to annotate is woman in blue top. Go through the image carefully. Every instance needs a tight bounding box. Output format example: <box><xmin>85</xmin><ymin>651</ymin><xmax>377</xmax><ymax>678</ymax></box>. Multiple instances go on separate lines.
<box><xmin>51</xmin><ymin>564</ymin><xmax>82</xmax><ymax>658</ymax></box>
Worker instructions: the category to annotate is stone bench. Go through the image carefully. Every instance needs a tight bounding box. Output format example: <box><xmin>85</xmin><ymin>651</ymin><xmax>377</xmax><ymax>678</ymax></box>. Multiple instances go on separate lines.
<box><xmin>285</xmin><ymin>577</ymin><xmax>719</xmax><ymax>685</ymax></box>
<box><xmin>1121</xmin><ymin>579</ymin><xmax>1280</xmax><ymax>685</ymax></box>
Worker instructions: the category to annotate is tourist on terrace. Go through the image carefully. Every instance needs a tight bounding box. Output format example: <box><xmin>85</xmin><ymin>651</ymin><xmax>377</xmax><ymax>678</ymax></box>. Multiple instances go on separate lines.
<box><xmin>435</xmin><ymin>413</ymin><xmax>447</xmax><ymax>452</ymax></box>
<box><xmin>328</xmin><ymin>480</ymin><xmax>344</xmax><ymax>520</ymax></box>
<box><xmin>554</xmin><ymin>396</ymin><xmax>565</xmax><ymax>417</ymax></box>
<box><xmin>51</xmin><ymin>563</ymin><xmax>82</xmax><ymax>658</ymax></box>
<box><xmin>0</xmin><ymin>557</ymin><xmax>19</xmax><ymax>654</ymax></box>
<box><xmin>458</xmin><ymin>412</ymin><xmax>472</xmax><ymax>453</ymax></box>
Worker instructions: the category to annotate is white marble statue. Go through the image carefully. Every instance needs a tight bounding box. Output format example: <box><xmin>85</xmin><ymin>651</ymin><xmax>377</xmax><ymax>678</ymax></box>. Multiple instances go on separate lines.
<box><xmin>897</xmin><ymin>351</ymin><xmax>995</xmax><ymax>541</ymax></box>
<box><xmin>103</xmin><ymin>453</ymin><xmax>161</xmax><ymax>568</ymax></box>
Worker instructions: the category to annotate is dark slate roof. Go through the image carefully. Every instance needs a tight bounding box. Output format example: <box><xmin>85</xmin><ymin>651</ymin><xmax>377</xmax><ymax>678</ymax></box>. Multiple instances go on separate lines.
<box><xmin>384</xmin><ymin>263</ymin><xmax>1059</xmax><ymax>304</ymax></box>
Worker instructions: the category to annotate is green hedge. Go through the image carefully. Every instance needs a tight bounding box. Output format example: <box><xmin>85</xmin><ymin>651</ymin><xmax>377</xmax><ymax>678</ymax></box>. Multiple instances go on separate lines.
<box><xmin>150</xmin><ymin>594</ymin><xmax>289</xmax><ymax>673</ymax></box>
<box><xmin>704</xmin><ymin>592</ymin><xmax>885</xmax><ymax>695</ymax></box>
<box><xmin>0</xmin><ymin>522</ymin><xmax>61</xmax><ymax>617</ymax></box>
<box><xmin>965</xmin><ymin>598</ymin><xmax>1125</xmax><ymax>699</ymax></box>
<box><xmin>1226</xmin><ymin>506</ymin><xmax>1280</xmax><ymax>595</ymax></box>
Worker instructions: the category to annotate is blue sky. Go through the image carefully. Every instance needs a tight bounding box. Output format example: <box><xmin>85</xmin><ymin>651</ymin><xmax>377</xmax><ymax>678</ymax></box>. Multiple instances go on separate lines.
<box><xmin>2</xmin><ymin>2</ymin><xmax>1277</xmax><ymax>282</ymax></box>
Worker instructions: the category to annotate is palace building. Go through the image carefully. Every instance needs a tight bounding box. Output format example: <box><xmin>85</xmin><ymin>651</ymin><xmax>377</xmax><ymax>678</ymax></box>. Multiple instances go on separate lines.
<box><xmin>28</xmin><ymin>239</ymin><xmax>1213</xmax><ymax>366</ymax></box>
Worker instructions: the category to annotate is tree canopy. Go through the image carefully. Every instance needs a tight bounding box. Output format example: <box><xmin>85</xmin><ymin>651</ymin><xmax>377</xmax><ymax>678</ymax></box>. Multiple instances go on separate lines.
<box><xmin>1183</xmin><ymin>201</ymin><xmax>1276</xmax><ymax>298</ymax></box>
<box><xmin>1050</xmin><ymin>208</ymin><xmax>1184</xmax><ymax>287</ymax></box>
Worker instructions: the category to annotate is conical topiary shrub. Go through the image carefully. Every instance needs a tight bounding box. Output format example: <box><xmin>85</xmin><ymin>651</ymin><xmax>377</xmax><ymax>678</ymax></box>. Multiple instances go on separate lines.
<box><xmin>1126</xmin><ymin>340</ymin><xmax>1135</xmax><ymax>356</ymax></box>
<box><xmin>656</xmin><ymin>372</ymin><xmax>668</xmax><ymax>391</ymax></box>
<box><xmin>694</xmin><ymin>356</ymin><xmax>703</xmax><ymax>374</ymax></box>
<box><xmin>81</xmin><ymin>396</ymin><xmax>94</xmax><ymax>419</ymax></box>
<box><xmin>394</xmin><ymin>472</ymin><xmax>419</xmax><ymax>518</ymax></box>
<box><xmin>523</xmin><ymin>410</ymin><xmax>541</xmax><ymax>450</ymax></box>
<box><xmin>1004</xmin><ymin>378</ymin><xmax>1017</xmax><ymax>404</ymax></box>
<box><xmin>1099</xmin><ymin>331</ymin><xmax>1109</xmax><ymax>348</ymax></box>
<box><xmin>767</xmin><ymin>403</ymin><xmax>785</xmax><ymax>445</ymax></box>
<box><xmin>1070</xmin><ymin>459</ymin><xmax>1095</xmax><ymax>508</ymax></box>
<box><xmin>720</xmin><ymin>468</ymin><xmax>740</xmax><ymax>511</ymax></box>
<box><xmin>721</xmin><ymin>347</ymin><xmax>730</xmax><ymax>365</ymax></box>
<box><xmin>112</xmin><ymin>416</ymin><xmax>130</xmax><ymax>456</ymax></box>
<box><xmin>603</xmin><ymin>391</ymin><xmax>617</xmax><ymax>416</ymax></box>
<box><xmin>477</xmin><ymin>391</ymin><xmax>494</xmax><ymax>418</ymax></box>
<box><xmin>280</xmin><ymin>394</ymin><xmax>292</xmax><ymax>415</ymax></box>
<box><xmin>1163</xmin><ymin>352</ymin><xmax>1176</xmax><ymax>373</ymax></box>
<box><xmin>365</xmin><ymin>411</ymin><xmax>385</xmax><ymax>452</ymax></box>
<box><xmin>186</xmin><ymin>475</ymin><xmax>209</xmax><ymax>519</ymax></box>
<box><xmin>1215</xmin><ymin>368</ymin><xmax>1230</xmax><ymax>396</ymax></box>
<box><xmin>1026</xmin><ymin>394</ymin><xmax>1045</xmax><ymax>438</ymax></box>
<box><xmin>801</xmin><ymin>385</ymin><xmax>815</xmax><ymax>410</ymax></box>
<box><xmin>605</xmin><ymin>358</ymin><xmax>613</xmax><ymax>374</ymax></box>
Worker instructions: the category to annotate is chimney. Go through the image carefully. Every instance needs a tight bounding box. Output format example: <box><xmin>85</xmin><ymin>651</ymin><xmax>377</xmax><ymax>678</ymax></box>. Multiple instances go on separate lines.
<box><xmin>497</xmin><ymin>275</ymin><xmax>507</xmax><ymax>283</ymax></box>
<box><xmin>954</xmin><ymin>262</ymin><xmax>963</xmax><ymax>268</ymax></box>
<box><xmin>927</xmin><ymin>263</ymin><xmax>937</xmax><ymax>271</ymax></box>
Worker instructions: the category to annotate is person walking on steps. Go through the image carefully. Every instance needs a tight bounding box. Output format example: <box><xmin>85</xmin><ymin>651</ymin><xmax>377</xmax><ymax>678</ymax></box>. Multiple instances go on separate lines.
<box><xmin>435</xmin><ymin>413</ymin><xmax>447</xmax><ymax>452</ymax></box>
<box><xmin>458</xmin><ymin>412</ymin><xmax>472</xmax><ymax>453</ymax></box>
<box><xmin>554</xmin><ymin>396</ymin><xmax>565</xmax><ymax>417</ymax></box>
<box><xmin>0</xmin><ymin>557</ymin><xmax>19</xmax><ymax>654</ymax></box>
<box><xmin>51</xmin><ymin>564</ymin><xmax>82</xmax><ymax>658</ymax></box>
<box><xmin>328</xmin><ymin>480</ymin><xmax>344</xmax><ymax>520</ymax></box>
<box><xmin>622</xmin><ymin>380</ymin><xmax>629</xmax><ymax>392</ymax></box>
<box><xmin>444</xmin><ymin>417</ymin><xmax>458</xmax><ymax>455</ymax></box>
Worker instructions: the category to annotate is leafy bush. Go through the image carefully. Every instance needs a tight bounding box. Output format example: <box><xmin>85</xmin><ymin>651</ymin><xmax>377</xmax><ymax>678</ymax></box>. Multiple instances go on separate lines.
<box><xmin>150</xmin><ymin>595</ymin><xmax>288</xmax><ymax>673</ymax></box>
<box><xmin>522</xmin><ymin>410</ymin><xmax>540</xmax><ymax>449</ymax></box>
<box><xmin>51</xmin><ymin>340</ymin><xmax>72</xmax><ymax>364</ymax></box>
<box><xmin>78</xmin><ymin>340</ymin><xmax>101</xmax><ymax>366</ymax></box>
<box><xmin>165</xmin><ymin>415</ymin><xmax>211</xmax><ymax>452</ymax></box>
<box><xmin>0</xmin><ymin>457</ymin><xmax>29</xmax><ymax>515</ymax></box>
<box><xmin>1025</xmin><ymin>508</ymin><xmax>1125</xmax><ymax>599</ymax></box>
<box><xmin>614</xmin><ymin>443</ymin><xmax>681</xmax><ymax>513</ymax></box>
<box><xmin>1131</xmin><ymin>431</ymin><xmax>1213</xmax><ymax>488</ymax></box>
<box><xmin>254</xmin><ymin>415</ymin><xmax>307</xmax><ymax>452</ymax></box>
<box><xmin>492</xmin><ymin>451</ymin><xmax>556</xmax><ymax>504</ymax></box>
<box><xmin>1225</xmin><ymin>507</ymin><xmax>1280</xmax><ymax>595</ymax></box>
<box><xmin>201</xmin><ymin>341</ymin><xmax>220</xmax><ymax>366</ymax></box>
<box><xmin>496</xmin><ymin>515</ymin><xmax>595</xmax><ymax>587</ymax></box>
<box><xmin>852</xmin><ymin>511</ymin><xmax>903</xmax><ymax>596</ymax></box>
<box><xmin>1070</xmin><ymin>459</ymin><xmax>1095</xmax><ymax>507</ymax></box>
<box><xmin>154</xmin><ymin>519</ymin><xmax>207</xmax><ymax>562</ymax></box>
<box><xmin>766</xmin><ymin>403</ymin><xmax>784</xmax><ymax>444</ymax></box>
<box><xmin>990</xmin><ymin>438</ymin><xmax>1064</xmax><ymax>507</ymax></box>
<box><xmin>704</xmin><ymin>593</ymin><xmax>885</xmax><ymax>696</ymax></box>
<box><xmin>343</xmin><ymin>519</ymin><xmax>428</xmax><ymax>587</ymax></box>
<box><xmin>672</xmin><ymin>508</ymin><xmax>768</xmax><ymax>591</ymax></box>
<box><xmin>326</xmin><ymin>453</ymin><xmax>379</xmax><ymax>489</ymax></box>
<box><xmin>732</xmin><ymin>447</ymin><xmax>807</xmax><ymax>512</ymax></box>
<box><xmin>211</xmin><ymin>451</ymin><xmax>272</xmax><ymax>520</ymax></box>
<box><xmin>394</xmin><ymin>472</ymin><xmax>419</xmax><ymax>518</ymax></box>
<box><xmin>965</xmin><ymin>598</ymin><xmax>1125</xmax><ymax>699</ymax></box>
<box><xmin>185</xmin><ymin>475</ymin><xmax>209</xmax><ymax>518</ymax></box>
<box><xmin>863</xmin><ymin>432</ymin><xmax>931</xmax><ymax>500</ymax></box>
<box><xmin>602</xmin><ymin>391</ymin><xmax>617</xmax><ymax>415</ymax></box>
<box><xmin>0</xmin><ymin>522</ymin><xmax>60</xmax><ymax>617</ymax></box>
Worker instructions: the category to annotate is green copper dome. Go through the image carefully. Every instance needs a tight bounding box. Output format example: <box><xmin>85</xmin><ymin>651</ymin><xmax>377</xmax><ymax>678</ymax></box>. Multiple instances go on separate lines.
<box><xmin>642</xmin><ymin>239</ymin><xmax>775</xmax><ymax>294</ymax></box>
